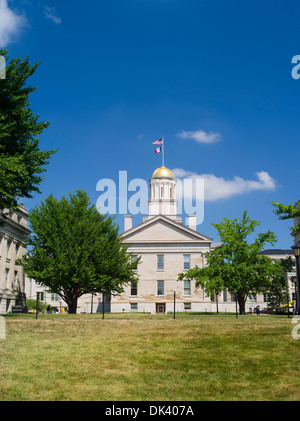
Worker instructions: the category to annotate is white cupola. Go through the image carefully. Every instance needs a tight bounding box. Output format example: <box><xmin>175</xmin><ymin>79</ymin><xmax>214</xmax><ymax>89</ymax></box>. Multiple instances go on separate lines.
<box><xmin>148</xmin><ymin>166</ymin><xmax>178</xmax><ymax>216</ymax></box>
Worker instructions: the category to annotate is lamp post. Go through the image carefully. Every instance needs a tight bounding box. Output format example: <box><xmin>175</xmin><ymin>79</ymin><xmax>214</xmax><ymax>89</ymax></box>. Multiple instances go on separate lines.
<box><xmin>292</xmin><ymin>277</ymin><xmax>297</xmax><ymax>314</ymax></box>
<box><xmin>102</xmin><ymin>292</ymin><xmax>105</xmax><ymax>319</ymax></box>
<box><xmin>173</xmin><ymin>291</ymin><xmax>176</xmax><ymax>319</ymax></box>
<box><xmin>36</xmin><ymin>292</ymin><xmax>39</xmax><ymax>320</ymax></box>
<box><xmin>292</xmin><ymin>245</ymin><xmax>300</xmax><ymax>314</ymax></box>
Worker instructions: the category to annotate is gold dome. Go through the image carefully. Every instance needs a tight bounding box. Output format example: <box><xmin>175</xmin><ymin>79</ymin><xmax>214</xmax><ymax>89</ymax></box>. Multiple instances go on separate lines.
<box><xmin>152</xmin><ymin>166</ymin><xmax>174</xmax><ymax>179</ymax></box>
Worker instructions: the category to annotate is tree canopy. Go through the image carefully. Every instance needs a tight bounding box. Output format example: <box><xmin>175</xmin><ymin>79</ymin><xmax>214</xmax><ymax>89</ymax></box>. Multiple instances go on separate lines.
<box><xmin>271</xmin><ymin>200</ymin><xmax>300</xmax><ymax>234</ymax></box>
<box><xmin>178</xmin><ymin>211</ymin><xmax>279</xmax><ymax>314</ymax></box>
<box><xmin>266</xmin><ymin>256</ymin><xmax>293</xmax><ymax>311</ymax></box>
<box><xmin>0</xmin><ymin>49</ymin><xmax>56</xmax><ymax>213</ymax></box>
<box><xmin>18</xmin><ymin>190</ymin><xmax>139</xmax><ymax>313</ymax></box>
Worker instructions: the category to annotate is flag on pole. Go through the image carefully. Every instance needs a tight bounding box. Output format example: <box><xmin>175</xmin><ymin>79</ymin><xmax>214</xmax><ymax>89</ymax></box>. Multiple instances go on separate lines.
<box><xmin>155</xmin><ymin>147</ymin><xmax>161</xmax><ymax>153</ymax></box>
<box><xmin>153</xmin><ymin>138</ymin><xmax>163</xmax><ymax>145</ymax></box>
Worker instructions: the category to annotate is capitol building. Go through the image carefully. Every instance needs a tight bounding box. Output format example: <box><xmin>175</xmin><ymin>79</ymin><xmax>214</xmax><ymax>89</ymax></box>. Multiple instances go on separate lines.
<box><xmin>6</xmin><ymin>165</ymin><xmax>297</xmax><ymax>315</ymax></box>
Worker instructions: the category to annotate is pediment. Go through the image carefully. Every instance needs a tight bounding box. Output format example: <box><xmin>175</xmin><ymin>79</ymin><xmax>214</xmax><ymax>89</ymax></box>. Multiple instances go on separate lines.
<box><xmin>121</xmin><ymin>215</ymin><xmax>212</xmax><ymax>244</ymax></box>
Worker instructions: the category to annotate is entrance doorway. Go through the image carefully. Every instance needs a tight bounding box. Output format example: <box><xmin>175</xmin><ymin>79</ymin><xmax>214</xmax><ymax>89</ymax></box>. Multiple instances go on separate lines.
<box><xmin>156</xmin><ymin>303</ymin><xmax>166</xmax><ymax>314</ymax></box>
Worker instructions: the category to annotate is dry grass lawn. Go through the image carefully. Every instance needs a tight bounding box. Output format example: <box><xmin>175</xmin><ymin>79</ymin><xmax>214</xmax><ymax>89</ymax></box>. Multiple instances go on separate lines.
<box><xmin>0</xmin><ymin>312</ymin><xmax>299</xmax><ymax>401</ymax></box>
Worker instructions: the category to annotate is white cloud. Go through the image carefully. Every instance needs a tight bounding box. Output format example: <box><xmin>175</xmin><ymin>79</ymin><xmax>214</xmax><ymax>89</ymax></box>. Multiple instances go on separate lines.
<box><xmin>0</xmin><ymin>0</ymin><xmax>26</xmax><ymax>47</ymax></box>
<box><xmin>44</xmin><ymin>6</ymin><xmax>62</xmax><ymax>24</ymax></box>
<box><xmin>172</xmin><ymin>168</ymin><xmax>277</xmax><ymax>201</ymax></box>
<box><xmin>177</xmin><ymin>129</ymin><xmax>222</xmax><ymax>144</ymax></box>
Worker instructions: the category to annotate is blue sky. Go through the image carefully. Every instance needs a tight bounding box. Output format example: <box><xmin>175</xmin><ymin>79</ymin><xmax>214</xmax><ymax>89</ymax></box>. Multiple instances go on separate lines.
<box><xmin>1</xmin><ymin>0</ymin><xmax>300</xmax><ymax>248</ymax></box>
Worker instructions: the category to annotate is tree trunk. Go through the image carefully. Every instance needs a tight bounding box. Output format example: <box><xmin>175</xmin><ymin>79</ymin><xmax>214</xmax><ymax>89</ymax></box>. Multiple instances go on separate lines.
<box><xmin>67</xmin><ymin>298</ymin><xmax>78</xmax><ymax>314</ymax></box>
<box><xmin>237</xmin><ymin>293</ymin><xmax>246</xmax><ymax>315</ymax></box>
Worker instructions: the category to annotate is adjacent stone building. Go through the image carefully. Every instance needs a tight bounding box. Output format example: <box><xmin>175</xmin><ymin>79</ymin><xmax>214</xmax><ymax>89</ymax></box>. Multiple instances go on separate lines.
<box><xmin>0</xmin><ymin>206</ymin><xmax>30</xmax><ymax>313</ymax></box>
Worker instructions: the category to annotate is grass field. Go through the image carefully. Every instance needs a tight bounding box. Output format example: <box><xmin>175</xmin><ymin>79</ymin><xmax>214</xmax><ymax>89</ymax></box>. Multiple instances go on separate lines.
<box><xmin>0</xmin><ymin>312</ymin><xmax>299</xmax><ymax>401</ymax></box>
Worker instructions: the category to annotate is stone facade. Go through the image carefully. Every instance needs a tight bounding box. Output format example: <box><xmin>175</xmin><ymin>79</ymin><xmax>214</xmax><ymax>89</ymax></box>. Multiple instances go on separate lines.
<box><xmin>111</xmin><ymin>214</ymin><xmax>212</xmax><ymax>313</ymax></box>
<box><xmin>0</xmin><ymin>206</ymin><xmax>30</xmax><ymax>313</ymax></box>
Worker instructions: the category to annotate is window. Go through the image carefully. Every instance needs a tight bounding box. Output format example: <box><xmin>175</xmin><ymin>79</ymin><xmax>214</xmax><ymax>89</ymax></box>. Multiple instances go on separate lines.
<box><xmin>231</xmin><ymin>294</ymin><xmax>237</xmax><ymax>302</ymax></box>
<box><xmin>223</xmin><ymin>289</ymin><xmax>227</xmax><ymax>302</ymax></box>
<box><xmin>130</xmin><ymin>303</ymin><xmax>138</xmax><ymax>311</ymax></box>
<box><xmin>6</xmin><ymin>240</ymin><xmax>11</xmax><ymax>259</ymax></box>
<box><xmin>51</xmin><ymin>293</ymin><xmax>59</xmax><ymax>301</ymax></box>
<box><xmin>249</xmin><ymin>294</ymin><xmax>257</xmax><ymax>303</ymax></box>
<box><xmin>131</xmin><ymin>255</ymin><xmax>138</xmax><ymax>270</ymax></box>
<box><xmin>37</xmin><ymin>292</ymin><xmax>44</xmax><ymax>301</ymax></box>
<box><xmin>5</xmin><ymin>268</ymin><xmax>10</xmax><ymax>288</ymax></box>
<box><xmin>184</xmin><ymin>302</ymin><xmax>191</xmax><ymax>310</ymax></box>
<box><xmin>170</xmin><ymin>185</ymin><xmax>174</xmax><ymax>199</ymax></box>
<box><xmin>131</xmin><ymin>281</ymin><xmax>138</xmax><ymax>296</ymax></box>
<box><xmin>157</xmin><ymin>280</ymin><xmax>164</xmax><ymax>296</ymax></box>
<box><xmin>13</xmin><ymin>271</ymin><xmax>19</xmax><ymax>290</ymax></box>
<box><xmin>263</xmin><ymin>294</ymin><xmax>268</xmax><ymax>303</ymax></box>
<box><xmin>15</xmin><ymin>244</ymin><xmax>20</xmax><ymax>258</ymax></box>
<box><xmin>184</xmin><ymin>280</ymin><xmax>191</xmax><ymax>295</ymax></box>
<box><xmin>183</xmin><ymin>254</ymin><xmax>190</xmax><ymax>270</ymax></box>
<box><xmin>157</xmin><ymin>255</ymin><xmax>164</xmax><ymax>270</ymax></box>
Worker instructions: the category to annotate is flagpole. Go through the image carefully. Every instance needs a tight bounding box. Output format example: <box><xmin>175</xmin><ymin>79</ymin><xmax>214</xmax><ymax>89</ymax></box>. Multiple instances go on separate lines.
<box><xmin>162</xmin><ymin>136</ymin><xmax>164</xmax><ymax>167</ymax></box>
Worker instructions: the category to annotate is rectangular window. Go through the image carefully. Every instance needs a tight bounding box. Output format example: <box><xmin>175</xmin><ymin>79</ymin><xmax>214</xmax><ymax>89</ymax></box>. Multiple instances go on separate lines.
<box><xmin>249</xmin><ymin>294</ymin><xmax>257</xmax><ymax>303</ymax></box>
<box><xmin>13</xmin><ymin>271</ymin><xmax>19</xmax><ymax>290</ymax></box>
<box><xmin>51</xmin><ymin>292</ymin><xmax>59</xmax><ymax>301</ymax></box>
<box><xmin>157</xmin><ymin>255</ymin><xmax>164</xmax><ymax>270</ymax></box>
<box><xmin>157</xmin><ymin>280</ymin><xmax>164</xmax><ymax>296</ymax></box>
<box><xmin>183</xmin><ymin>254</ymin><xmax>190</xmax><ymax>270</ymax></box>
<box><xmin>130</xmin><ymin>303</ymin><xmax>138</xmax><ymax>311</ymax></box>
<box><xmin>184</xmin><ymin>302</ymin><xmax>191</xmax><ymax>310</ymax></box>
<box><xmin>263</xmin><ymin>294</ymin><xmax>268</xmax><ymax>303</ymax></box>
<box><xmin>184</xmin><ymin>280</ymin><xmax>191</xmax><ymax>295</ymax></box>
<box><xmin>131</xmin><ymin>255</ymin><xmax>138</xmax><ymax>270</ymax></box>
<box><xmin>15</xmin><ymin>244</ymin><xmax>20</xmax><ymax>258</ymax></box>
<box><xmin>6</xmin><ymin>240</ymin><xmax>11</xmax><ymax>259</ymax></box>
<box><xmin>5</xmin><ymin>268</ymin><xmax>10</xmax><ymax>288</ymax></box>
<box><xmin>131</xmin><ymin>281</ymin><xmax>138</xmax><ymax>296</ymax></box>
<box><xmin>170</xmin><ymin>185</ymin><xmax>174</xmax><ymax>199</ymax></box>
<box><xmin>223</xmin><ymin>289</ymin><xmax>227</xmax><ymax>302</ymax></box>
<box><xmin>37</xmin><ymin>292</ymin><xmax>44</xmax><ymax>301</ymax></box>
<box><xmin>231</xmin><ymin>294</ymin><xmax>237</xmax><ymax>302</ymax></box>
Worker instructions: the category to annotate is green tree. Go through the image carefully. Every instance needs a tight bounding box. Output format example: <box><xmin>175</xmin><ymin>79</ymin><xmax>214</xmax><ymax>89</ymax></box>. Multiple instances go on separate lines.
<box><xmin>18</xmin><ymin>190</ymin><xmax>139</xmax><ymax>313</ymax></box>
<box><xmin>271</xmin><ymin>200</ymin><xmax>300</xmax><ymax>235</ymax></box>
<box><xmin>267</xmin><ymin>257</ymin><xmax>293</xmax><ymax>311</ymax></box>
<box><xmin>178</xmin><ymin>211</ymin><xmax>278</xmax><ymax>314</ymax></box>
<box><xmin>0</xmin><ymin>49</ymin><xmax>56</xmax><ymax>213</ymax></box>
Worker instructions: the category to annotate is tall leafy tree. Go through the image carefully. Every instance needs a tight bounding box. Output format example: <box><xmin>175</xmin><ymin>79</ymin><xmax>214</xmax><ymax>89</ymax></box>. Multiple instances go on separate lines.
<box><xmin>271</xmin><ymin>200</ymin><xmax>300</xmax><ymax>235</ymax></box>
<box><xmin>18</xmin><ymin>190</ymin><xmax>139</xmax><ymax>313</ymax></box>
<box><xmin>0</xmin><ymin>49</ymin><xmax>56</xmax><ymax>213</ymax></box>
<box><xmin>266</xmin><ymin>257</ymin><xmax>293</xmax><ymax>311</ymax></box>
<box><xmin>178</xmin><ymin>211</ymin><xmax>278</xmax><ymax>314</ymax></box>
